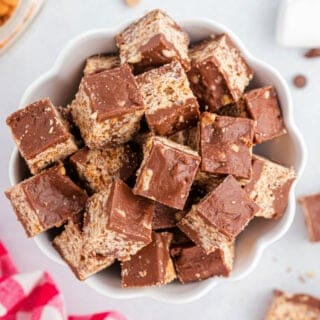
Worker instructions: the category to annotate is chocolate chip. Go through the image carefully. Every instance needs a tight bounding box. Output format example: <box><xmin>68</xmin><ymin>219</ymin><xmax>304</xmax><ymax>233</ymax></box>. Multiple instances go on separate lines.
<box><xmin>293</xmin><ymin>75</ymin><xmax>307</xmax><ymax>88</ymax></box>
<box><xmin>305</xmin><ymin>48</ymin><xmax>320</xmax><ymax>58</ymax></box>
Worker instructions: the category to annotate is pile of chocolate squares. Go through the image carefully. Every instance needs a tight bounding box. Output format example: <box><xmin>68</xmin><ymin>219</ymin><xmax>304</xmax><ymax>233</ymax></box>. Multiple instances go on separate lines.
<box><xmin>5</xmin><ymin>10</ymin><xmax>295</xmax><ymax>287</ymax></box>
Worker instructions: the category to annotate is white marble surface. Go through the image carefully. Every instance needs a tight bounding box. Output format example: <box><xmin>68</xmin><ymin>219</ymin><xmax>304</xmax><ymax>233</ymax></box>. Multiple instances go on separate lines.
<box><xmin>0</xmin><ymin>1</ymin><xmax>319</xmax><ymax>319</ymax></box>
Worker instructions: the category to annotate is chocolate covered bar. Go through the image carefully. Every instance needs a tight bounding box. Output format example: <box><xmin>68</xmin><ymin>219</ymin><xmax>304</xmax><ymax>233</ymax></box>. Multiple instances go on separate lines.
<box><xmin>244</xmin><ymin>155</ymin><xmax>295</xmax><ymax>219</ymax></box>
<box><xmin>136</xmin><ymin>61</ymin><xmax>200</xmax><ymax>136</ymax></box>
<box><xmin>116</xmin><ymin>9</ymin><xmax>190</xmax><ymax>71</ymax></box>
<box><xmin>133</xmin><ymin>136</ymin><xmax>201</xmax><ymax>210</ymax></box>
<box><xmin>265</xmin><ymin>290</ymin><xmax>320</xmax><ymax>320</ymax></box>
<box><xmin>200</xmin><ymin>112</ymin><xmax>254</xmax><ymax>179</ymax></box>
<box><xmin>188</xmin><ymin>34</ymin><xmax>253</xmax><ymax>111</ymax></box>
<box><xmin>5</xmin><ymin>164</ymin><xmax>88</xmax><ymax>237</ymax></box>
<box><xmin>6</xmin><ymin>98</ymin><xmax>78</xmax><ymax>174</ymax></box>
<box><xmin>121</xmin><ymin>232</ymin><xmax>176</xmax><ymax>287</ymax></box>
<box><xmin>83</xmin><ymin>179</ymin><xmax>153</xmax><ymax>261</ymax></box>
<box><xmin>178</xmin><ymin>175</ymin><xmax>258</xmax><ymax>253</ymax></box>
<box><xmin>244</xmin><ymin>86</ymin><xmax>287</xmax><ymax>143</ymax></box>
<box><xmin>299</xmin><ymin>193</ymin><xmax>320</xmax><ymax>241</ymax></box>
<box><xmin>173</xmin><ymin>244</ymin><xmax>234</xmax><ymax>283</ymax></box>
<box><xmin>71</xmin><ymin>64</ymin><xmax>144</xmax><ymax>148</ymax></box>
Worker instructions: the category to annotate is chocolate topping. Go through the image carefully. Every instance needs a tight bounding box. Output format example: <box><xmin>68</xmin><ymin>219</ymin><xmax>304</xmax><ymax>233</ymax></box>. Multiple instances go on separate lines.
<box><xmin>195</xmin><ymin>175</ymin><xmax>258</xmax><ymax>239</ymax></box>
<box><xmin>244</xmin><ymin>86</ymin><xmax>286</xmax><ymax>143</ymax></box>
<box><xmin>188</xmin><ymin>59</ymin><xmax>231</xmax><ymax>112</ymax></box>
<box><xmin>83</xmin><ymin>64</ymin><xmax>144</xmax><ymax>121</ymax></box>
<box><xmin>106</xmin><ymin>179</ymin><xmax>153</xmax><ymax>242</ymax></box>
<box><xmin>134</xmin><ymin>137</ymin><xmax>201</xmax><ymax>210</ymax></box>
<box><xmin>200</xmin><ymin>112</ymin><xmax>254</xmax><ymax>179</ymax></box>
<box><xmin>22</xmin><ymin>165</ymin><xmax>88</xmax><ymax>228</ymax></box>
<box><xmin>173</xmin><ymin>245</ymin><xmax>230</xmax><ymax>283</ymax></box>
<box><xmin>121</xmin><ymin>232</ymin><xmax>174</xmax><ymax>287</ymax></box>
<box><xmin>6</xmin><ymin>98</ymin><xmax>70</xmax><ymax>159</ymax></box>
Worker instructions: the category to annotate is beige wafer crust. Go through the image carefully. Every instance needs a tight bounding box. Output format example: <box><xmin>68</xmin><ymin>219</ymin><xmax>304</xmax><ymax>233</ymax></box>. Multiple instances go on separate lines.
<box><xmin>53</xmin><ymin>218</ymin><xmax>114</xmax><ymax>281</ymax></box>
<box><xmin>83</xmin><ymin>54</ymin><xmax>120</xmax><ymax>75</ymax></box>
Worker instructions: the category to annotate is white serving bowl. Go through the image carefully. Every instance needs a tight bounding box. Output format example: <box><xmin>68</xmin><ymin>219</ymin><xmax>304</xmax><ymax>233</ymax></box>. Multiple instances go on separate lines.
<box><xmin>9</xmin><ymin>16</ymin><xmax>307</xmax><ymax>304</ymax></box>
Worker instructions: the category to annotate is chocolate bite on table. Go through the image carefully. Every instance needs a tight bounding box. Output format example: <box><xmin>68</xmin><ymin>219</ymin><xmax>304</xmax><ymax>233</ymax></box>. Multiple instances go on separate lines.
<box><xmin>200</xmin><ymin>112</ymin><xmax>255</xmax><ymax>179</ymax></box>
<box><xmin>5</xmin><ymin>164</ymin><xmax>88</xmax><ymax>237</ymax></box>
<box><xmin>265</xmin><ymin>290</ymin><xmax>320</xmax><ymax>320</ymax></box>
<box><xmin>188</xmin><ymin>34</ymin><xmax>253</xmax><ymax>111</ymax></box>
<box><xmin>83</xmin><ymin>54</ymin><xmax>120</xmax><ymax>75</ymax></box>
<box><xmin>244</xmin><ymin>155</ymin><xmax>295</xmax><ymax>219</ymax></box>
<box><xmin>298</xmin><ymin>193</ymin><xmax>320</xmax><ymax>242</ymax></box>
<box><xmin>71</xmin><ymin>64</ymin><xmax>144</xmax><ymax>148</ymax></box>
<box><xmin>136</xmin><ymin>60</ymin><xmax>200</xmax><ymax>136</ymax></box>
<box><xmin>121</xmin><ymin>232</ymin><xmax>176</xmax><ymax>288</ymax></box>
<box><xmin>53</xmin><ymin>217</ymin><xmax>115</xmax><ymax>281</ymax></box>
<box><xmin>83</xmin><ymin>179</ymin><xmax>153</xmax><ymax>262</ymax></box>
<box><xmin>173</xmin><ymin>244</ymin><xmax>234</xmax><ymax>284</ymax></box>
<box><xmin>133</xmin><ymin>136</ymin><xmax>201</xmax><ymax>210</ymax></box>
<box><xmin>178</xmin><ymin>175</ymin><xmax>258</xmax><ymax>254</ymax></box>
<box><xmin>243</xmin><ymin>86</ymin><xmax>287</xmax><ymax>143</ymax></box>
<box><xmin>70</xmin><ymin>144</ymin><xmax>140</xmax><ymax>193</ymax></box>
<box><xmin>116</xmin><ymin>9</ymin><xmax>190</xmax><ymax>72</ymax></box>
<box><xmin>6</xmin><ymin>98</ymin><xmax>78</xmax><ymax>174</ymax></box>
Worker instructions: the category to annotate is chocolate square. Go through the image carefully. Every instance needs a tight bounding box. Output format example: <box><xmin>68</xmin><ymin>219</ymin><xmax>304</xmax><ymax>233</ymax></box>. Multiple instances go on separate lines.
<box><xmin>244</xmin><ymin>155</ymin><xmax>295</xmax><ymax>219</ymax></box>
<box><xmin>106</xmin><ymin>179</ymin><xmax>153</xmax><ymax>243</ymax></box>
<box><xmin>200</xmin><ymin>112</ymin><xmax>254</xmax><ymax>179</ymax></box>
<box><xmin>188</xmin><ymin>34</ymin><xmax>253</xmax><ymax>111</ymax></box>
<box><xmin>178</xmin><ymin>175</ymin><xmax>258</xmax><ymax>253</ymax></box>
<box><xmin>70</xmin><ymin>144</ymin><xmax>140</xmax><ymax>193</ymax></box>
<box><xmin>173</xmin><ymin>244</ymin><xmax>234</xmax><ymax>283</ymax></box>
<box><xmin>5</xmin><ymin>164</ymin><xmax>88</xmax><ymax>237</ymax></box>
<box><xmin>116</xmin><ymin>9</ymin><xmax>190</xmax><ymax>71</ymax></box>
<box><xmin>299</xmin><ymin>193</ymin><xmax>320</xmax><ymax>242</ymax></box>
<box><xmin>6</xmin><ymin>98</ymin><xmax>78</xmax><ymax>174</ymax></box>
<box><xmin>136</xmin><ymin>61</ymin><xmax>200</xmax><ymax>136</ymax></box>
<box><xmin>71</xmin><ymin>64</ymin><xmax>144</xmax><ymax>148</ymax></box>
<box><xmin>188</xmin><ymin>52</ymin><xmax>232</xmax><ymax>112</ymax></box>
<box><xmin>265</xmin><ymin>290</ymin><xmax>320</xmax><ymax>320</ymax></box>
<box><xmin>82</xmin><ymin>180</ymin><xmax>153</xmax><ymax>261</ymax></box>
<box><xmin>121</xmin><ymin>232</ymin><xmax>176</xmax><ymax>287</ymax></box>
<box><xmin>244</xmin><ymin>86</ymin><xmax>287</xmax><ymax>143</ymax></box>
<box><xmin>133</xmin><ymin>136</ymin><xmax>201</xmax><ymax>210</ymax></box>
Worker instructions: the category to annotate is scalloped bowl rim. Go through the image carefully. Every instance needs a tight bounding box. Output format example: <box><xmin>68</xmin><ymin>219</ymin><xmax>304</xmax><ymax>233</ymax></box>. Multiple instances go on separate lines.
<box><xmin>8</xmin><ymin>16</ymin><xmax>307</xmax><ymax>304</ymax></box>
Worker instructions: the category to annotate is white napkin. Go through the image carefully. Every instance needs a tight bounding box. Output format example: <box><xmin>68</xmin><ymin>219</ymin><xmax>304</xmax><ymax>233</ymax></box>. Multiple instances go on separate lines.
<box><xmin>276</xmin><ymin>0</ymin><xmax>320</xmax><ymax>47</ymax></box>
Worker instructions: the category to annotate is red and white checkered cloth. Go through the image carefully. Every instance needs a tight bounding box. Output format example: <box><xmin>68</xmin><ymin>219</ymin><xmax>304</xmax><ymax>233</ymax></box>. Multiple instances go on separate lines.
<box><xmin>0</xmin><ymin>242</ymin><xmax>126</xmax><ymax>320</ymax></box>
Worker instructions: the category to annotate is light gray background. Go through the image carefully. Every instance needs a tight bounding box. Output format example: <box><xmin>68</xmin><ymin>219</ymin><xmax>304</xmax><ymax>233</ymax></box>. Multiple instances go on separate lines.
<box><xmin>1</xmin><ymin>1</ymin><xmax>319</xmax><ymax>319</ymax></box>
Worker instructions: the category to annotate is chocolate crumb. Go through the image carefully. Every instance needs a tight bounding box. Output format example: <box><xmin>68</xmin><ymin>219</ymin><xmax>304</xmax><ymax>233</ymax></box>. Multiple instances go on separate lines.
<box><xmin>293</xmin><ymin>75</ymin><xmax>307</xmax><ymax>88</ymax></box>
<box><xmin>286</xmin><ymin>267</ymin><xmax>292</xmax><ymax>273</ymax></box>
<box><xmin>305</xmin><ymin>48</ymin><xmax>320</xmax><ymax>58</ymax></box>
